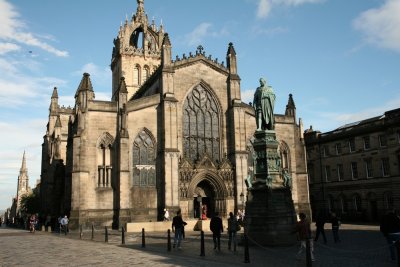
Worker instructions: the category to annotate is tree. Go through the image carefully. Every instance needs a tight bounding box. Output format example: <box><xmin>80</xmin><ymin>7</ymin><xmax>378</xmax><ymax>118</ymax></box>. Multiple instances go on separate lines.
<box><xmin>20</xmin><ymin>192</ymin><xmax>40</xmax><ymax>215</ymax></box>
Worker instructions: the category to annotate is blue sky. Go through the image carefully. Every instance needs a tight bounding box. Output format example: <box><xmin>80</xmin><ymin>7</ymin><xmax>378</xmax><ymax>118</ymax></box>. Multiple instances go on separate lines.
<box><xmin>1</xmin><ymin>0</ymin><xmax>399</xmax><ymax>211</ymax></box>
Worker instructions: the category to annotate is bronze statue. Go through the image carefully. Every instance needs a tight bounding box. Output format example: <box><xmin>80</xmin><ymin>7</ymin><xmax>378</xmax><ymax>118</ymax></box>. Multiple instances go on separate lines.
<box><xmin>253</xmin><ymin>78</ymin><xmax>276</xmax><ymax>131</ymax></box>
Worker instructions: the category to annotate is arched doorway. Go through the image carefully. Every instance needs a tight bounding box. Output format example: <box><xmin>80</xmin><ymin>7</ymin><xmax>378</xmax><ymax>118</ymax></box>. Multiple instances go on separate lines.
<box><xmin>193</xmin><ymin>180</ymin><xmax>215</xmax><ymax>219</ymax></box>
<box><xmin>187</xmin><ymin>171</ymin><xmax>229</xmax><ymax>219</ymax></box>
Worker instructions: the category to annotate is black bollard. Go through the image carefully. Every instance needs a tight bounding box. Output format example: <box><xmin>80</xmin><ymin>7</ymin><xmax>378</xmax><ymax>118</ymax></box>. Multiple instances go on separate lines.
<box><xmin>121</xmin><ymin>227</ymin><xmax>125</xmax><ymax>245</ymax></box>
<box><xmin>105</xmin><ymin>226</ymin><xmax>108</xmax><ymax>243</ymax></box>
<box><xmin>244</xmin><ymin>233</ymin><xmax>250</xmax><ymax>263</ymax></box>
<box><xmin>200</xmin><ymin>230</ymin><xmax>205</xmax><ymax>256</ymax></box>
<box><xmin>79</xmin><ymin>224</ymin><xmax>83</xmax><ymax>239</ymax></box>
<box><xmin>396</xmin><ymin>240</ymin><xmax>400</xmax><ymax>267</ymax></box>
<box><xmin>306</xmin><ymin>239</ymin><xmax>312</xmax><ymax>267</ymax></box>
<box><xmin>167</xmin><ymin>229</ymin><xmax>171</xmax><ymax>251</ymax></box>
<box><xmin>91</xmin><ymin>224</ymin><xmax>94</xmax><ymax>240</ymax></box>
<box><xmin>142</xmin><ymin>228</ymin><xmax>146</xmax><ymax>248</ymax></box>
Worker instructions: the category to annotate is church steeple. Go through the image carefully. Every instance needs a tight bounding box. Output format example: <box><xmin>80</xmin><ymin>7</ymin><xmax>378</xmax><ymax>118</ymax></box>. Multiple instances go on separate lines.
<box><xmin>285</xmin><ymin>93</ymin><xmax>296</xmax><ymax>117</ymax></box>
<box><xmin>111</xmin><ymin>0</ymin><xmax>166</xmax><ymax>100</ymax></box>
<box><xmin>133</xmin><ymin>0</ymin><xmax>146</xmax><ymax>24</ymax></box>
<box><xmin>75</xmin><ymin>73</ymin><xmax>94</xmax><ymax>111</ymax></box>
<box><xmin>20</xmin><ymin>151</ymin><xmax>27</xmax><ymax>173</ymax></box>
<box><xmin>16</xmin><ymin>151</ymin><xmax>30</xmax><ymax>214</ymax></box>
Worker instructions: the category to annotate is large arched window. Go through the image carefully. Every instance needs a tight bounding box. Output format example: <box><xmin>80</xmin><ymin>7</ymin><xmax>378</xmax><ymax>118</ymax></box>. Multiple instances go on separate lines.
<box><xmin>97</xmin><ymin>132</ymin><xmax>114</xmax><ymax>187</ymax></box>
<box><xmin>183</xmin><ymin>85</ymin><xmax>220</xmax><ymax>163</ymax></box>
<box><xmin>130</xmin><ymin>28</ymin><xmax>144</xmax><ymax>49</ymax></box>
<box><xmin>132</xmin><ymin>129</ymin><xmax>156</xmax><ymax>187</ymax></box>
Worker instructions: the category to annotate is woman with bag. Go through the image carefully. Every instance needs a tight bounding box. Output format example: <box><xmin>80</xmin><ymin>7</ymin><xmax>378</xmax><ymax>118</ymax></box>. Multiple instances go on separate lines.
<box><xmin>227</xmin><ymin>212</ymin><xmax>240</xmax><ymax>252</ymax></box>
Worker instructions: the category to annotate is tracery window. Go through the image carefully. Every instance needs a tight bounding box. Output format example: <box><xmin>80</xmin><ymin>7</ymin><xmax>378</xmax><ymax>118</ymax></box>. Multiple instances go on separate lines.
<box><xmin>97</xmin><ymin>133</ymin><xmax>114</xmax><ymax>187</ymax></box>
<box><xmin>183</xmin><ymin>85</ymin><xmax>220</xmax><ymax>163</ymax></box>
<box><xmin>132</xmin><ymin>129</ymin><xmax>156</xmax><ymax>187</ymax></box>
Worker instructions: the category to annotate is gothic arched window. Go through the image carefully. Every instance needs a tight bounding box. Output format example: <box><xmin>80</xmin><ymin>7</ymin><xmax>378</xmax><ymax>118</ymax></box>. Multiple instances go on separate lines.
<box><xmin>183</xmin><ymin>85</ymin><xmax>220</xmax><ymax>163</ymax></box>
<box><xmin>142</xmin><ymin>65</ymin><xmax>150</xmax><ymax>84</ymax></box>
<box><xmin>132</xmin><ymin>129</ymin><xmax>156</xmax><ymax>187</ymax></box>
<box><xmin>97</xmin><ymin>132</ymin><xmax>114</xmax><ymax>187</ymax></box>
<box><xmin>279</xmin><ymin>141</ymin><xmax>291</xmax><ymax>170</ymax></box>
<box><xmin>133</xmin><ymin>65</ymin><xmax>140</xmax><ymax>86</ymax></box>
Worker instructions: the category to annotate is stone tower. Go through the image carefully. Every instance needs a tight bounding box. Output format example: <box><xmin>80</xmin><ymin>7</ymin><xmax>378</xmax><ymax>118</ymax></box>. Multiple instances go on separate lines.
<box><xmin>111</xmin><ymin>0</ymin><xmax>165</xmax><ymax>100</ymax></box>
<box><xmin>16</xmin><ymin>151</ymin><xmax>30</xmax><ymax>213</ymax></box>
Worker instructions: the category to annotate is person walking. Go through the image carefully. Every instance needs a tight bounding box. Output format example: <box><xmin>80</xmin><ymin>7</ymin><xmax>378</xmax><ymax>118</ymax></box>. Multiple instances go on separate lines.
<box><xmin>210</xmin><ymin>212</ymin><xmax>224</xmax><ymax>251</ymax></box>
<box><xmin>60</xmin><ymin>215</ymin><xmax>69</xmax><ymax>235</ymax></box>
<box><xmin>314</xmin><ymin>211</ymin><xmax>327</xmax><ymax>244</ymax></box>
<box><xmin>293</xmin><ymin>213</ymin><xmax>315</xmax><ymax>261</ymax></box>
<box><xmin>227</xmin><ymin>212</ymin><xmax>240</xmax><ymax>252</ymax></box>
<box><xmin>380</xmin><ymin>209</ymin><xmax>400</xmax><ymax>260</ymax></box>
<box><xmin>331</xmin><ymin>212</ymin><xmax>341</xmax><ymax>243</ymax></box>
<box><xmin>164</xmin><ymin>209</ymin><xmax>170</xmax><ymax>221</ymax></box>
<box><xmin>172</xmin><ymin>210</ymin><xmax>186</xmax><ymax>249</ymax></box>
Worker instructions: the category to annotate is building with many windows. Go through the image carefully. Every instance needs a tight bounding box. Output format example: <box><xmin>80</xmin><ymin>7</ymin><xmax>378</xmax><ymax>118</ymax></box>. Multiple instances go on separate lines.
<box><xmin>305</xmin><ymin>108</ymin><xmax>400</xmax><ymax>222</ymax></box>
<box><xmin>40</xmin><ymin>0</ymin><xmax>310</xmax><ymax>229</ymax></box>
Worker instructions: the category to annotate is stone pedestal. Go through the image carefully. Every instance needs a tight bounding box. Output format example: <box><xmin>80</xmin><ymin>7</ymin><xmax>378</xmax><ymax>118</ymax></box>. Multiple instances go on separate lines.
<box><xmin>245</xmin><ymin>187</ymin><xmax>297</xmax><ymax>246</ymax></box>
<box><xmin>245</xmin><ymin>130</ymin><xmax>297</xmax><ymax>246</ymax></box>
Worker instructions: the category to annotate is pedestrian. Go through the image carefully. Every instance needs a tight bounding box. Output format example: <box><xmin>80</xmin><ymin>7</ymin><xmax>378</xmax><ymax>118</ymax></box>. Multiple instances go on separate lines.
<box><xmin>29</xmin><ymin>214</ymin><xmax>37</xmax><ymax>233</ymax></box>
<box><xmin>60</xmin><ymin>215</ymin><xmax>69</xmax><ymax>235</ymax></box>
<box><xmin>314</xmin><ymin>211</ymin><xmax>327</xmax><ymax>244</ymax></box>
<box><xmin>380</xmin><ymin>209</ymin><xmax>400</xmax><ymax>260</ymax></box>
<box><xmin>331</xmin><ymin>212</ymin><xmax>341</xmax><ymax>243</ymax></box>
<box><xmin>57</xmin><ymin>215</ymin><xmax>62</xmax><ymax>233</ymax></box>
<box><xmin>172</xmin><ymin>210</ymin><xmax>186</xmax><ymax>249</ymax></box>
<box><xmin>293</xmin><ymin>212</ymin><xmax>315</xmax><ymax>261</ymax></box>
<box><xmin>210</xmin><ymin>212</ymin><xmax>224</xmax><ymax>251</ymax></box>
<box><xmin>227</xmin><ymin>212</ymin><xmax>240</xmax><ymax>252</ymax></box>
<box><xmin>164</xmin><ymin>209</ymin><xmax>170</xmax><ymax>221</ymax></box>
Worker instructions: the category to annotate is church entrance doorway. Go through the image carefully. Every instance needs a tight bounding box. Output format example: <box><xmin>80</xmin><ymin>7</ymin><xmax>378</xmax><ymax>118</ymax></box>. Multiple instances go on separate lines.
<box><xmin>193</xmin><ymin>180</ymin><xmax>215</xmax><ymax>219</ymax></box>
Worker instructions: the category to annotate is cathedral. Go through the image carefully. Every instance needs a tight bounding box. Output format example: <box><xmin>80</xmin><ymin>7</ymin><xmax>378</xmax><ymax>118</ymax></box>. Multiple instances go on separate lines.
<box><xmin>40</xmin><ymin>0</ymin><xmax>310</xmax><ymax>228</ymax></box>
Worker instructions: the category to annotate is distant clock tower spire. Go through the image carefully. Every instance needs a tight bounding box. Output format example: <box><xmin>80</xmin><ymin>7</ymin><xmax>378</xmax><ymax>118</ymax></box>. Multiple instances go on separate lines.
<box><xmin>16</xmin><ymin>151</ymin><xmax>30</xmax><ymax>213</ymax></box>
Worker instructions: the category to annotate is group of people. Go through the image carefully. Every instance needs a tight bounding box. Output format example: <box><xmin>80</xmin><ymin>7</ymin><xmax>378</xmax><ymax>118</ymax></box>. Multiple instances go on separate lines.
<box><xmin>293</xmin><ymin>211</ymin><xmax>342</xmax><ymax>262</ymax></box>
<box><xmin>170</xmin><ymin>210</ymin><xmax>241</xmax><ymax>251</ymax></box>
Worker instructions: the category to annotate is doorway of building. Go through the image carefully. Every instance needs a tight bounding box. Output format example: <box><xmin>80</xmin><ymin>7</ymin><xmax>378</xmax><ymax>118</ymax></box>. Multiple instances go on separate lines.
<box><xmin>193</xmin><ymin>180</ymin><xmax>215</xmax><ymax>219</ymax></box>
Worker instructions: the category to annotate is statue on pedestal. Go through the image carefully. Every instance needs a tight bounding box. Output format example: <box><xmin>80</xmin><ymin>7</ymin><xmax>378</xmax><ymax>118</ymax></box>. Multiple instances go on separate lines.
<box><xmin>253</xmin><ymin>78</ymin><xmax>276</xmax><ymax>131</ymax></box>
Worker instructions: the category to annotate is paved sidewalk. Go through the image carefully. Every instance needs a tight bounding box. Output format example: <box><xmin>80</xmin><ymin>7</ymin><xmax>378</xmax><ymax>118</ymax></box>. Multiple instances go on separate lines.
<box><xmin>0</xmin><ymin>224</ymin><xmax>397</xmax><ymax>266</ymax></box>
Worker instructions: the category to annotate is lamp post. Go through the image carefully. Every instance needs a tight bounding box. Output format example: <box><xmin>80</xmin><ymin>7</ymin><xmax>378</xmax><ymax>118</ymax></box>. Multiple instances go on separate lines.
<box><xmin>240</xmin><ymin>192</ymin><xmax>244</xmax><ymax>210</ymax></box>
<box><xmin>197</xmin><ymin>195</ymin><xmax>202</xmax><ymax>220</ymax></box>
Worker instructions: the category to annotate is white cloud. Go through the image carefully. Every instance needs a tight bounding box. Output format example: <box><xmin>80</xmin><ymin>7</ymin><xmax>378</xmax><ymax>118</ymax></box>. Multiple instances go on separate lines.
<box><xmin>308</xmin><ymin>96</ymin><xmax>400</xmax><ymax>132</ymax></box>
<box><xmin>0</xmin><ymin>0</ymin><xmax>68</xmax><ymax>57</ymax></box>
<box><xmin>0</xmin><ymin>42</ymin><xmax>20</xmax><ymax>54</ymax></box>
<box><xmin>185</xmin><ymin>23</ymin><xmax>212</xmax><ymax>46</ymax></box>
<box><xmin>273</xmin><ymin>0</ymin><xmax>324</xmax><ymax>6</ymax></box>
<box><xmin>252</xmin><ymin>26</ymin><xmax>288</xmax><ymax>36</ymax></box>
<box><xmin>257</xmin><ymin>0</ymin><xmax>272</xmax><ymax>19</ymax></box>
<box><xmin>256</xmin><ymin>0</ymin><xmax>323</xmax><ymax>19</ymax></box>
<box><xmin>182</xmin><ymin>22</ymin><xmax>229</xmax><ymax>47</ymax></box>
<box><xmin>353</xmin><ymin>0</ymin><xmax>400</xmax><ymax>53</ymax></box>
<box><xmin>74</xmin><ymin>63</ymin><xmax>111</xmax><ymax>84</ymax></box>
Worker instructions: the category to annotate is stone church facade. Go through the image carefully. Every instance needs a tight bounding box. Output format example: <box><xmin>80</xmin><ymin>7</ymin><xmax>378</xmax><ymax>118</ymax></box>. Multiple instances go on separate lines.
<box><xmin>40</xmin><ymin>0</ymin><xmax>310</xmax><ymax>228</ymax></box>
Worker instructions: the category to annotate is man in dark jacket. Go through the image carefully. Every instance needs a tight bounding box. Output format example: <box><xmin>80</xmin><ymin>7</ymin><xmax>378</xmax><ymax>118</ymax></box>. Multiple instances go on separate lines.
<box><xmin>172</xmin><ymin>210</ymin><xmax>186</xmax><ymax>249</ymax></box>
<box><xmin>210</xmin><ymin>212</ymin><xmax>224</xmax><ymax>251</ymax></box>
<box><xmin>314</xmin><ymin>211</ymin><xmax>327</xmax><ymax>244</ymax></box>
<box><xmin>380</xmin><ymin>210</ymin><xmax>400</xmax><ymax>260</ymax></box>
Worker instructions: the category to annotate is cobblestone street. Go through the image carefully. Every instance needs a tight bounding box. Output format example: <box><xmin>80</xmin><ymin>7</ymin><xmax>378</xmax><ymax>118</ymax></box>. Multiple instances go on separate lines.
<box><xmin>0</xmin><ymin>224</ymin><xmax>397</xmax><ymax>266</ymax></box>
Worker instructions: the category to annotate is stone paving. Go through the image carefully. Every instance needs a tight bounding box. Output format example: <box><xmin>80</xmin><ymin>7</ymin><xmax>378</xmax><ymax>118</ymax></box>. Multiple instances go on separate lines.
<box><xmin>0</xmin><ymin>224</ymin><xmax>397</xmax><ymax>266</ymax></box>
